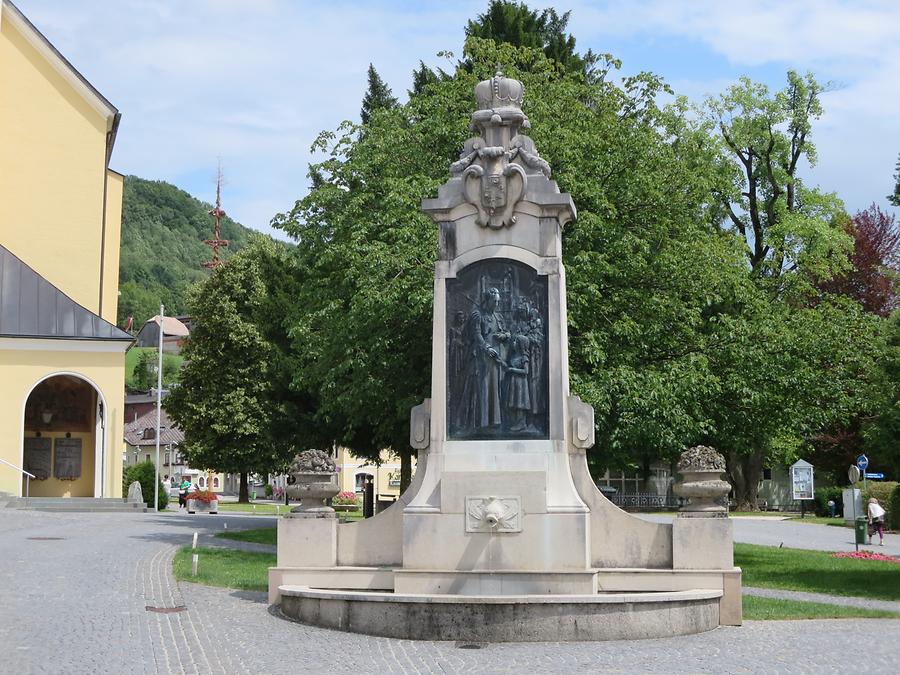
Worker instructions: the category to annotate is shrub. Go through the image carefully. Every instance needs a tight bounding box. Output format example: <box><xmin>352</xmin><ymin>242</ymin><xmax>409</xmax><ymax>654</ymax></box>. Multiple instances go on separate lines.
<box><xmin>813</xmin><ymin>486</ymin><xmax>843</xmax><ymax>517</ymax></box>
<box><xmin>123</xmin><ymin>460</ymin><xmax>168</xmax><ymax>510</ymax></box>
<box><xmin>264</xmin><ymin>484</ymin><xmax>274</xmax><ymax>497</ymax></box>
<box><xmin>892</xmin><ymin>484</ymin><xmax>900</xmax><ymax>530</ymax></box>
<box><xmin>862</xmin><ymin>481</ymin><xmax>899</xmax><ymax>530</ymax></box>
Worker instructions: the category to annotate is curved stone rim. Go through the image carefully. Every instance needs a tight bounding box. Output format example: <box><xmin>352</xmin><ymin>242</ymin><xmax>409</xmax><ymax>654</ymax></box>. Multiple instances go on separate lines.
<box><xmin>280</xmin><ymin>585</ymin><xmax>722</xmax><ymax>605</ymax></box>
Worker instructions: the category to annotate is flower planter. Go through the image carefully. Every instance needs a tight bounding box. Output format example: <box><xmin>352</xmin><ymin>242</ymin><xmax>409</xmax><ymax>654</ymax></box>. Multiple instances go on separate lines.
<box><xmin>286</xmin><ymin>472</ymin><xmax>340</xmax><ymax>513</ymax></box>
<box><xmin>187</xmin><ymin>499</ymin><xmax>219</xmax><ymax>514</ymax></box>
<box><xmin>673</xmin><ymin>446</ymin><xmax>732</xmax><ymax>517</ymax></box>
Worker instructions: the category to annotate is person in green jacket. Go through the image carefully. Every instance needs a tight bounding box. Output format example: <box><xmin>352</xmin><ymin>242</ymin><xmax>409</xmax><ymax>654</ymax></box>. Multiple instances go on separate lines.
<box><xmin>178</xmin><ymin>476</ymin><xmax>192</xmax><ymax>509</ymax></box>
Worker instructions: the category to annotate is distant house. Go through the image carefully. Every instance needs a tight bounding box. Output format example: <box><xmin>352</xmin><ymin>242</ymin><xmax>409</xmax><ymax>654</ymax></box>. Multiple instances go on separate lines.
<box><xmin>123</xmin><ymin>407</ymin><xmax>224</xmax><ymax>493</ymax></box>
<box><xmin>135</xmin><ymin>315</ymin><xmax>190</xmax><ymax>353</ymax></box>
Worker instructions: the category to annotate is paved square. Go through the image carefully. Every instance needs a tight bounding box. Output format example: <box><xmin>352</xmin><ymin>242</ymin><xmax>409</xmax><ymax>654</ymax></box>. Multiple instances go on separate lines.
<box><xmin>1</xmin><ymin>510</ymin><xmax>897</xmax><ymax>674</ymax></box>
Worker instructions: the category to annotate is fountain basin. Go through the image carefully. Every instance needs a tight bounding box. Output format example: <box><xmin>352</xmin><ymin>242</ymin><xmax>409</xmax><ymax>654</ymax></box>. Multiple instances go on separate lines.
<box><xmin>279</xmin><ymin>586</ymin><xmax>722</xmax><ymax>642</ymax></box>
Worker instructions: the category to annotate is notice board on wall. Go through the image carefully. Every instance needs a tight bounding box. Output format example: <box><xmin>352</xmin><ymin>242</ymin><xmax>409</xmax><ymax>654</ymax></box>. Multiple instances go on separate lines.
<box><xmin>24</xmin><ymin>437</ymin><xmax>51</xmax><ymax>480</ymax></box>
<box><xmin>54</xmin><ymin>438</ymin><xmax>83</xmax><ymax>480</ymax></box>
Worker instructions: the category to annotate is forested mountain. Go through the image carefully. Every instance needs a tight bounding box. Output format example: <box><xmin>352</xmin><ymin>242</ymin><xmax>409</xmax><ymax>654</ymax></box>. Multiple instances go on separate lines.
<box><xmin>117</xmin><ymin>176</ymin><xmax>254</xmax><ymax>326</ymax></box>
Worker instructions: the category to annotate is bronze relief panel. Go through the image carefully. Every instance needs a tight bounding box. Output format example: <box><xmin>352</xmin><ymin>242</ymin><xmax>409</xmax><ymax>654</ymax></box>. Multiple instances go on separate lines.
<box><xmin>446</xmin><ymin>259</ymin><xmax>548</xmax><ymax>440</ymax></box>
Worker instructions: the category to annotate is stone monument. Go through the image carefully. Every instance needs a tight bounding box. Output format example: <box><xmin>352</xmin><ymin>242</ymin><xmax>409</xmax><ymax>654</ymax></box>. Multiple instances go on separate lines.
<box><xmin>270</xmin><ymin>69</ymin><xmax>741</xmax><ymax>641</ymax></box>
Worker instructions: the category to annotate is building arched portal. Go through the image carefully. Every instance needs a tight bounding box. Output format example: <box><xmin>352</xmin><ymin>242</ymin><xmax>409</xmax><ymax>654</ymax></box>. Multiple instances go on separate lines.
<box><xmin>21</xmin><ymin>374</ymin><xmax>106</xmax><ymax>498</ymax></box>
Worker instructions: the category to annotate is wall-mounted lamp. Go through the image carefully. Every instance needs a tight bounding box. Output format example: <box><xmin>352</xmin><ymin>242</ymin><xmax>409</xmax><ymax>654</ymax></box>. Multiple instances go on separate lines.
<box><xmin>41</xmin><ymin>409</ymin><xmax>53</xmax><ymax>425</ymax></box>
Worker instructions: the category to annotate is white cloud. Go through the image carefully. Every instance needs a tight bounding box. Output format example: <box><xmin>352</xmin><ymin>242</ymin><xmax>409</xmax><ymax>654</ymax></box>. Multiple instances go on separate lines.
<box><xmin>14</xmin><ymin>0</ymin><xmax>898</xmax><ymax>234</ymax></box>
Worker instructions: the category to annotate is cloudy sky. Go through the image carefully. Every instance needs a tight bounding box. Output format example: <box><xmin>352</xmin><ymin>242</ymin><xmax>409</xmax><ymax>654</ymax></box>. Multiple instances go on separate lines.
<box><xmin>15</xmin><ymin>0</ymin><xmax>900</xmax><ymax>238</ymax></box>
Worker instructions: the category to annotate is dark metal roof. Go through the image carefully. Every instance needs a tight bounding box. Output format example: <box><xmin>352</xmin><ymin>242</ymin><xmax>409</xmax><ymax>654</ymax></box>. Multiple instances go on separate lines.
<box><xmin>0</xmin><ymin>244</ymin><xmax>133</xmax><ymax>341</ymax></box>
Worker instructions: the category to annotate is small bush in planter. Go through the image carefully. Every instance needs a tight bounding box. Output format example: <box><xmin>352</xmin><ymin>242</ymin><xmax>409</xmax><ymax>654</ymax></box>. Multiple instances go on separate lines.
<box><xmin>333</xmin><ymin>491</ymin><xmax>359</xmax><ymax>507</ymax></box>
<box><xmin>264</xmin><ymin>483</ymin><xmax>274</xmax><ymax>497</ymax></box>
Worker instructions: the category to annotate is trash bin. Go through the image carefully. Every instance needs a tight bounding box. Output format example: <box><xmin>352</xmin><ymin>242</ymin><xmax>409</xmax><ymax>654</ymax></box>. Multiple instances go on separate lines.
<box><xmin>251</xmin><ymin>490</ymin><xmax>257</xmax><ymax>501</ymax></box>
<box><xmin>855</xmin><ymin>517</ymin><xmax>868</xmax><ymax>545</ymax></box>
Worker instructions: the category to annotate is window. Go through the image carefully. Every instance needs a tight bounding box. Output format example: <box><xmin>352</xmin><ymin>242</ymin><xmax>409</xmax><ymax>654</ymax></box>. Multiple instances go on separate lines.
<box><xmin>762</xmin><ymin>468</ymin><xmax>772</xmax><ymax>481</ymax></box>
<box><xmin>199</xmin><ymin>476</ymin><xmax>205</xmax><ymax>488</ymax></box>
<box><xmin>142</xmin><ymin>428</ymin><xmax>155</xmax><ymax>440</ymax></box>
<box><xmin>355</xmin><ymin>473</ymin><xmax>372</xmax><ymax>491</ymax></box>
<box><xmin>213</xmin><ymin>477</ymin><xmax>219</xmax><ymax>488</ymax></box>
<box><xmin>145</xmin><ymin>454</ymin><xmax>150</xmax><ymax>462</ymax></box>
<box><xmin>164</xmin><ymin>452</ymin><xmax>169</xmax><ymax>466</ymax></box>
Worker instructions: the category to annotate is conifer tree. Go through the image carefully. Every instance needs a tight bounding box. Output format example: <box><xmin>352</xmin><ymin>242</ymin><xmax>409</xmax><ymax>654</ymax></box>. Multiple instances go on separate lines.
<box><xmin>360</xmin><ymin>64</ymin><xmax>398</xmax><ymax>125</ymax></box>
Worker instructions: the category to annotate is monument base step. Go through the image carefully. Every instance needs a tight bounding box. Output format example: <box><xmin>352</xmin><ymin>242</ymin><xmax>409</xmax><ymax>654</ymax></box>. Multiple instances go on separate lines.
<box><xmin>5</xmin><ymin>497</ymin><xmax>147</xmax><ymax>512</ymax></box>
<box><xmin>279</xmin><ymin>586</ymin><xmax>722</xmax><ymax>641</ymax></box>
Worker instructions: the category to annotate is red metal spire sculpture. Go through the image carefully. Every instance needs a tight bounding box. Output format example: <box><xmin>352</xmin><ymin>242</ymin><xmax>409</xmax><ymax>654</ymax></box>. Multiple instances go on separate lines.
<box><xmin>202</xmin><ymin>165</ymin><xmax>229</xmax><ymax>269</ymax></box>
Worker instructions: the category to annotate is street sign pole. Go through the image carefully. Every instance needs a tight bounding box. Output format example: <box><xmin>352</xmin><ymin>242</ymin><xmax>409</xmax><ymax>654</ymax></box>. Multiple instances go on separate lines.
<box><xmin>849</xmin><ymin>465</ymin><xmax>860</xmax><ymax>552</ymax></box>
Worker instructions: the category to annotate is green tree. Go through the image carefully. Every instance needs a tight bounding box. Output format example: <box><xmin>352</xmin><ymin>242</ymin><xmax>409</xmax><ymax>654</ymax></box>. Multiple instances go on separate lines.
<box><xmin>706</xmin><ymin>72</ymin><xmax>851</xmax><ymax>290</ymax></box>
<box><xmin>889</xmin><ymin>152</ymin><xmax>900</xmax><ymax>207</ymax></box>
<box><xmin>360</xmin><ymin>64</ymin><xmax>399</xmax><ymax>125</ymax></box>
<box><xmin>165</xmin><ymin>237</ymin><xmax>303</xmax><ymax>502</ymax></box>
<box><xmin>863</xmin><ymin>311</ymin><xmax>900</xmax><ymax>477</ymax></box>
<box><xmin>273</xmin><ymin>38</ymin><xmax>746</xmax><ymax>490</ymax></box>
<box><xmin>465</xmin><ymin>0</ymin><xmax>599</xmax><ymax>80</ymax></box>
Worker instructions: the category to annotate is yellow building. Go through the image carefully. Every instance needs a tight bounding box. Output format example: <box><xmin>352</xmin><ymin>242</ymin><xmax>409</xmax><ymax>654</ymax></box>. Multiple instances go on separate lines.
<box><xmin>336</xmin><ymin>448</ymin><xmax>416</xmax><ymax>506</ymax></box>
<box><xmin>0</xmin><ymin>0</ymin><xmax>130</xmax><ymax>498</ymax></box>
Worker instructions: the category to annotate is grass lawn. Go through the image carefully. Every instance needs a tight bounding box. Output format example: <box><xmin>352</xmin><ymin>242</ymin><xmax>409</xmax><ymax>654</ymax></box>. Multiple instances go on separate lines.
<box><xmin>217</xmin><ymin>503</ymin><xmax>285</xmax><ymax>515</ymax></box>
<box><xmin>216</xmin><ymin>503</ymin><xmax>365</xmax><ymax>519</ymax></box>
<box><xmin>743</xmin><ymin>595</ymin><xmax>900</xmax><ymax>620</ymax></box>
<box><xmin>735</xmin><ymin>543</ymin><xmax>900</xmax><ymax>601</ymax></box>
<box><xmin>173</xmin><ymin>547</ymin><xmax>275</xmax><ymax>592</ymax></box>
<box><xmin>784</xmin><ymin>516</ymin><xmax>848</xmax><ymax>527</ymax></box>
<box><xmin>174</xmin><ymin>542</ymin><xmax>900</xmax><ymax>620</ymax></box>
<box><xmin>218</xmin><ymin>527</ymin><xmax>276</xmax><ymax>546</ymax></box>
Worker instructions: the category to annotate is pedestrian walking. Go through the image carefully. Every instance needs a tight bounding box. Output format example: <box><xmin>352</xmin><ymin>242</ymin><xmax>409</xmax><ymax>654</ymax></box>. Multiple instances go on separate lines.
<box><xmin>867</xmin><ymin>497</ymin><xmax>887</xmax><ymax>546</ymax></box>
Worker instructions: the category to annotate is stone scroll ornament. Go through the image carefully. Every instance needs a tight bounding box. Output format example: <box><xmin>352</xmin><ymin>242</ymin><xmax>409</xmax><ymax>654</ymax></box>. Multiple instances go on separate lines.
<box><xmin>449</xmin><ymin>68</ymin><xmax>552</xmax><ymax>229</ymax></box>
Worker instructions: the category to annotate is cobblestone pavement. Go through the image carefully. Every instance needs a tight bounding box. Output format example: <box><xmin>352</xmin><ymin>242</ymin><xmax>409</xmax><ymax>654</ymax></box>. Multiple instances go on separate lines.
<box><xmin>1</xmin><ymin>510</ymin><xmax>899</xmax><ymax>674</ymax></box>
<box><xmin>641</xmin><ymin>514</ymin><xmax>900</xmax><ymax>556</ymax></box>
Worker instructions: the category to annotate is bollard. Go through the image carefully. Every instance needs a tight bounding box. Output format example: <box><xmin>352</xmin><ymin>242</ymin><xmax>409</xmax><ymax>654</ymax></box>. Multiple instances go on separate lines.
<box><xmin>192</xmin><ymin>532</ymin><xmax>198</xmax><ymax>550</ymax></box>
<box><xmin>191</xmin><ymin>553</ymin><xmax>198</xmax><ymax>577</ymax></box>
<box><xmin>253</xmin><ymin>504</ymin><xmax>257</xmax><ymax>513</ymax></box>
<box><xmin>224</xmin><ymin>522</ymin><xmax>227</xmax><ymax>531</ymax></box>
<box><xmin>276</xmin><ymin>505</ymin><xmax>280</xmax><ymax>516</ymax></box>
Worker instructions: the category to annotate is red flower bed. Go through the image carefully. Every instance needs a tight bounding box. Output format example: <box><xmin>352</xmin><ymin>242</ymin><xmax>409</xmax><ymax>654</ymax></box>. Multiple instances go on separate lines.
<box><xmin>832</xmin><ymin>551</ymin><xmax>899</xmax><ymax>563</ymax></box>
<box><xmin>186</xmin><ymin>490</ymin><xmax>219</xmax><ymax>504</ymax></box>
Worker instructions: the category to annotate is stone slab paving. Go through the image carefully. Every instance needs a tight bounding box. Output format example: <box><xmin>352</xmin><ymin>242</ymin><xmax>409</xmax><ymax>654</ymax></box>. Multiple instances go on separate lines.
<box><xmin>0</xmin><ymin>509</ymin><xmax>898</xmax><ymax>674</ymax></box>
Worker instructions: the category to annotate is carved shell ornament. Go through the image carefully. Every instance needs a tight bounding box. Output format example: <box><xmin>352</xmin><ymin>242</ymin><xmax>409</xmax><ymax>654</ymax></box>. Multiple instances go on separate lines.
<box><xmin>450</xmin><ymin>68</ymin><xmax>552</xmax><ymax>229</ymax></box>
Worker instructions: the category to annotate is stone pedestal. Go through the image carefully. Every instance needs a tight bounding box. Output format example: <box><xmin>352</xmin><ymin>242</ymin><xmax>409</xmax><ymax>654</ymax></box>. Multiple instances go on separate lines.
<box><xmin>277</xmin><ymin>513</ymin><xmax>337</xmax><ymax>567</ymax></box>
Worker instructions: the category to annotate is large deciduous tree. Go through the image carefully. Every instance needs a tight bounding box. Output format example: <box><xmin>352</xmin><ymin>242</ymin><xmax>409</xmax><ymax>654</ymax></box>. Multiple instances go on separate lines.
<box><xmin>165</xmin><ymin>237</ymin><xmax>305</xmax><ymax>502</ymax></box>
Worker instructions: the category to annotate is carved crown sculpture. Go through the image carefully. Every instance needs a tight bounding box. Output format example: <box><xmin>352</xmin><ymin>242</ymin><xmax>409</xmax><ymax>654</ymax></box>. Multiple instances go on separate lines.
<box><xmin>449</xmin><ymin>67</ymin><xmax>551</xmax><ymax>229</ymax></box>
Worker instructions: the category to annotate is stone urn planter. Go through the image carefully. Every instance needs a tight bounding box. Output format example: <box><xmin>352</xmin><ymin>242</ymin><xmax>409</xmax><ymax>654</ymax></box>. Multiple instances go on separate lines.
<box><xmin>673</xmin><ymin>446</ymin><xmax>732</xmax><ymax>517</ymax></box>
<box><xmin>186</xmin><ymin>497</ymin><xmax>219</xmax><ymax>514</ymax></box>
<box><xmin>286</xmin><ymin>450</ymin><xmax>340</xmax><ymax>513</ymax></box>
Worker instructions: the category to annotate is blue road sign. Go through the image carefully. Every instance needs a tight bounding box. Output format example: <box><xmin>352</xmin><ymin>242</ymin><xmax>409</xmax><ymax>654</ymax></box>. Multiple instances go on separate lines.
<box><xmin>865</xmin><ymin>473</ymin><xmax>884</xmax><ymax>479</ymax></box>
<box><xmin>857</xmin><ymin>454</ymin><xmax>869</xmax><ymax>471</ymax></box>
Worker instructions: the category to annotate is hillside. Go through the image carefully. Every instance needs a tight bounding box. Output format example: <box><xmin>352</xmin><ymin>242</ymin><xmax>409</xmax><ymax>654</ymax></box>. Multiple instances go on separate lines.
<box><xmin>117</xmin><ymin>176</ymin><xmax>254</xmax><ymax>326</ymax></box>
